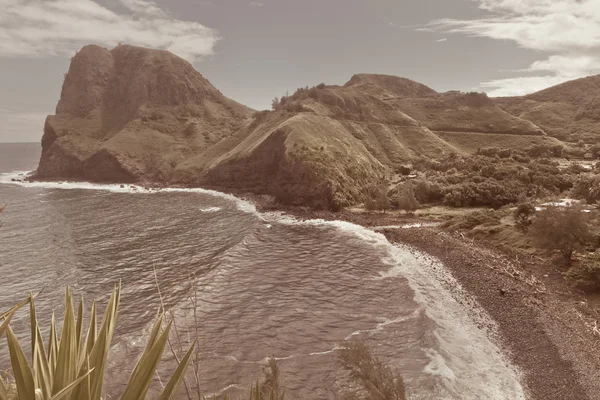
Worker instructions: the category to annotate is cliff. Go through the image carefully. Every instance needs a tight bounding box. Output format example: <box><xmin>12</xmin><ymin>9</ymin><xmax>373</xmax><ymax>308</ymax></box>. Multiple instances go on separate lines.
<box><xmin>36</xmin><ymin>45</ymin><xmax>565</xmax><ymax>209</ymax></box>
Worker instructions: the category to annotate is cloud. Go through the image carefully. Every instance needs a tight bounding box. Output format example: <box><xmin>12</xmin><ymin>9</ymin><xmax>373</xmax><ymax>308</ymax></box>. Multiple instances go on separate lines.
<box><xmin>249</xmin><ymin>1</ymin><xmax>265</xmax><ymax>7</ymax></box>
<box><xmin>427</xmin><ymin>0</ymin><xmax>600</xmax><ymax>95</ymax></box>
<box><xmin>436</xmin><ymin>38</ymin><xmax>448</xmax><ymax>42</ymax></box>
<box><xmin>0</xmin><ymin>0</ymin><xmax>219</xmax><ymax>61</ymax></box>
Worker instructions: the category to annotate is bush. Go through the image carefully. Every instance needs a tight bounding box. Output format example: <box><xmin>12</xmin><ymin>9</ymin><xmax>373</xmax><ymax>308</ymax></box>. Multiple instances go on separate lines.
<box><xmin>271</xmin><ymin>97</ymin><xmax>280</xmax><ymax>110</ymax></box>
<box><xmin>338</xmin><ymin>339</ymin><xmax>406</xmax><ymax>400</ymax></box>
<box><xmin>397</xmin><ymin>184</ymin><xmax>420</xmax><ymax>214</ymax></box>
<box><xmin>567</xmin><ymin>251</ymin><xmax>600</xmax><ymax>291</ymax></box>
<box><xmin>572</xmin><ymin>174</ymin><xmax>600</xmax><ymax>204</ymax></box>
<box><xmin>529</xmin><ymin>206</ymin><xmax>591</xmax><ymax>265</ymax></box>
<box><xmin>514</xmin><ymin>203</ymin><xmax>536</xmax><ymax>231</ymax></box>
<box><xmin>364</xmin><ymin>185</ymin><xmax>390</xmax><ymax>212</ymax></box>
<box><xmin>183</xmin><ymin>122</ymin><xmax>198</xmax><ymax>137</ymax></box>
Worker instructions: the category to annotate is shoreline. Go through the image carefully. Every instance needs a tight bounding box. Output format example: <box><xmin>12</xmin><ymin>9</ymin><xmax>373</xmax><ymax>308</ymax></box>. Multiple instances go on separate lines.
<box><xmin>7</xmin><ymin>175</ymin><xmax>600</xmax><ymax>399</ymax></box>
<box><xmin>251</xmin><ymin>198</ymin><xmax>600</xmax><ymax>400</ymax></box>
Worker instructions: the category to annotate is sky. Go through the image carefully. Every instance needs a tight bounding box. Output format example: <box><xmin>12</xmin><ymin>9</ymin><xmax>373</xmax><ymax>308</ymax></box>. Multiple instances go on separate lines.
<box><xmin>0</xmin><ymin>0</ymin><xmax>598</xmax><ymax>142</ymax></box>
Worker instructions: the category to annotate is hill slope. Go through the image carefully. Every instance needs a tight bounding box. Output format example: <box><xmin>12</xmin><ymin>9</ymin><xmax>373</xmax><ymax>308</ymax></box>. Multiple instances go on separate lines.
<box><xmin>35</xmin><ymin>46</ymin><xmax>565</xmax><ymax>209</ymax></box>
<box><xmin>495</xmin><ymin>75</ymin><xmax>600</xmax><ymax>143</ymax></box>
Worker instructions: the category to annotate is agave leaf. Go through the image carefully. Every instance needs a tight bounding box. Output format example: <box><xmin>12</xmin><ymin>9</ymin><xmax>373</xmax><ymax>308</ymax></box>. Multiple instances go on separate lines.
<box><xmin>78</xmin><ymin>301</ymin><xmax>97</xmax><ymax>370</ymax></box>
<box><xmin>120</xmin><ymin>321</ymin><xmax>172</xmax><ymax>400</ymax></box>
<box><xmin>88</xmin><ymin>284</ymin><xmax>120</xmax><ymax>400</ymax></box>
<box><xmin>48</xmin><ymin>368</ymin><xmax>94</xmax><ymax>400</ymax></box>
<box><xmin>6</xmin><ymin>325</ymin><xmax>36</xmax><ymax>400</ymax></box>
<box><xmin>30</xmin><ymin>293</ymin><xmax>37</xmax><ymax>362</ymax></box>
<box><xmin>157</xmin><ymin>340</ymin><xmax>197</xmax><ymax>400</ymax></box>
<box><xmin>0</xmin><ymin>291</ymin><xmax>37</xmax><ymax>320</ymax></box>
<box><xmin>33</xmin><ymin>324</ymin><xmax>52</xmax><ymax>399</ymax></box>
<box><xmin>48</xmin><ymin>312</ymin><xmax>58</xmax><ymax>378</ymax></box>
<box><xmin>76</xmin><ymin>296</ymin><xmax>84</xmax><ymax>353</ymax></box>
<box><xmin>0</xmin><ymin>377</ymin><xmax>8</xmax><ymax>400</ymax></box>
<box><xmin>0</xmin><ymin>307</ymin><xmax>18</xmax><ymax>340</ymax></box>
<box><xmin>51</xmin><ymin>286</ymin><xmax>78</xmax><ymax>395</ymax></box>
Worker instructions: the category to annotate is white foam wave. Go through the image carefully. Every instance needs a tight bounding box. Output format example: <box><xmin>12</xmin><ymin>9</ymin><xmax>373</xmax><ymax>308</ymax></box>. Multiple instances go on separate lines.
<box><xmin>200</xmin><ymin>206</ymin><xmax>222</xmax><ymax>213</ymax></box>
<box><xmin>263</xmin><ymin>213</ymin><xmax>526</xmax><ymax>399</ymax></box>
<box><xmin>0</xmin><ymin>171</ymin><xmax>259</xmax><ymax>217</ymax></box>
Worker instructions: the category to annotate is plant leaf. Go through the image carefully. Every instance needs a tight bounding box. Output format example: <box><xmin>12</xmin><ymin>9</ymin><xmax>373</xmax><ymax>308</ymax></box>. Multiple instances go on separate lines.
<box><xmin>6</xmin><ymin>325</ymin><xmax>36</xmax><ymax>400</ymax></box>
<box><xmin>157</xmin><ymin>340</ymin><xmax>197</xmax><ymax>400</ymax></box>
<box><xmin>120</xmin><ymin>321</ymin><xmax>172</xmax><ymax>400</ymax></box>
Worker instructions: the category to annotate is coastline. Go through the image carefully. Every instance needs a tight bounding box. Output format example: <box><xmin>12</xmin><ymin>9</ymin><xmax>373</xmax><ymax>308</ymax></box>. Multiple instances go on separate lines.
<box><xmin>7</xmin><ymin>174</ymin><xmax>600</xmax><ymax>399</ymax></box>
<box><xmin>249</xmin><ymin>197</ymin><xmax>600</xmax><ymax>400</ymax></box>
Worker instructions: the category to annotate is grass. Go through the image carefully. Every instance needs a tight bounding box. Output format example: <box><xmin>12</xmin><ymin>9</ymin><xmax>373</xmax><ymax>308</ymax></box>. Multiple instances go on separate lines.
<box><xmin>435</xmin><ymin>132</ymin><xmax>563</xmax><ymax>155</ymax></box>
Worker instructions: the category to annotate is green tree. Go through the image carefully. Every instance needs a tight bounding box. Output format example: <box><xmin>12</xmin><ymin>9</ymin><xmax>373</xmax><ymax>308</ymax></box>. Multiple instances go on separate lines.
<box><xmin>530</xmin><ymin>206</ymin><xmax>591</xmax><ymax>265</ymax></box>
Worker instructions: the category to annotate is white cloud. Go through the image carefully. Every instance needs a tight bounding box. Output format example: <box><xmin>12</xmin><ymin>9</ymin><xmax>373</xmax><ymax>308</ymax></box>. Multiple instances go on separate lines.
<box><xmin>249</xmin><ymin>1</ymin><xmax>265</xmax><ymax>7</ymax></box>
<box><xmin>428</xmin><ymin>0</ymin><xmax>600</xmax><ymax>95</ymax></box>
<box><xmin>0</xmin><ymin>0</ymin><xmax>219</xmax><ymax>61</ymax></box>
<box><xmin>436</xmin><ymin>38</ymin><xmax>448</xmax><ymax>42</ymax></box>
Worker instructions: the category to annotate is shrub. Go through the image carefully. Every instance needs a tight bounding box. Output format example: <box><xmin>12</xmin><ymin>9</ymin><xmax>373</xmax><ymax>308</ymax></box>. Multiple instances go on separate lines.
<box><xmin>514</xmin><ymin>203</ymin><xmax>536</xmax><ymax>231</ymax></box>
<box><xmin>0</xmin><ymin>203</ymin><xmax>4</xmax><ymax>228</ymax></box>
<box><xmin>271</xmin><ymin>97</ymin><xmax>280</xmax><ymax>110</ymax></box>
<box><xmin>338</xmin><ymin>339</ymin><xmax>406</xmax><ymax>400</ymax></box>
<box><xmin>572</xmin><ymin>174</ymin><xmax>600</xmax><ymax>204</ymax></box>
<box><xmin>397</xmin><ymin>184</ymin><xmax>420</xmax><ymax>214</ymax></box>
<box><xmin>529</xmin><ymin>206</ymin><xmax>591</xmax><ymax>265</ymax></box>
<box><xmin>184</xmin><ymin>122</ymin><xmax>198</xmax><ymax>137</ymax></box>
<box><xmin>412</xmin><ymin>180</ymin><xmax>443</xmax><ymax>204</ymax></box>
<box><xmin>364</xmin><ymin>185</ymin><xmax>390</xmax><ymax>212</ymax></box>
<box><xmin>567</xmin><ymin>250</ymin><xmax>600</xmax><ymax>291</ymax></box>
<box><xmin>316</xmin><ymin>83</ymin><xmax>326</xmax><ymax>90</ymax></box>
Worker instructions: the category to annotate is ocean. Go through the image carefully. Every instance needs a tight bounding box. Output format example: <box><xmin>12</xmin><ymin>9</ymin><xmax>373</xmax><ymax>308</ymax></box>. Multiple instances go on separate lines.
<box><xmin>0</xmin><ymin>142</ymin><xmax>524</xmax><ymax>399</ymax></box>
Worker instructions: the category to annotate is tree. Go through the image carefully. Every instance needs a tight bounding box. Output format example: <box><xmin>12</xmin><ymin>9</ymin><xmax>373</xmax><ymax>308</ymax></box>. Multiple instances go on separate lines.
<box><xmin>529</xmin><ymin>206</ymin><xmax>591</xmax><ymax>265</ymax></box>
<box><xmin>365</xmin><ymin>185</ymin><xmax>390</xmax><ymax>213</ymax></box>
<box><xmin>271</xmin><ymin>97</ymin><xmax>280</xmax><ymax>110</ymax></box>
<box><xmin>397</xmin><ymin>184</ymin><xmax>420</xmax><ymax>214</ymax></box>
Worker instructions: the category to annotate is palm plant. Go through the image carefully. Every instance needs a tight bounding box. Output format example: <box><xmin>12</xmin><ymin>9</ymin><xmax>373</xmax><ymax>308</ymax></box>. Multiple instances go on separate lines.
<box><xmin>0</xmin><ymin>284</ymin><xmax>195</xmax><ymax>400</ymax></box>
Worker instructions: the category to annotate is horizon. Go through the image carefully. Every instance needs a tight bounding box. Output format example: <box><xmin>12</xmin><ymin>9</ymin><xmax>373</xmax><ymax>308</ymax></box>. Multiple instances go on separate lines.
<box><xmin>1</xmin><ymin>0</ymin><xmax>598</xmax><ymax>143</ymax></box>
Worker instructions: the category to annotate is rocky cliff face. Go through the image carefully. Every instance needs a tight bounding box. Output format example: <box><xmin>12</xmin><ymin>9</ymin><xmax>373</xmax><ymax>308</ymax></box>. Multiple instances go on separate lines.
<box><xmin>36</xmin><ymin>44</ymin><xmax>252</xmax><ymax>182</ymax></box>
<box><xmin>37</xmin><ymin>45</ymin><xmax>565</xmax><ymax>209</ymax></box>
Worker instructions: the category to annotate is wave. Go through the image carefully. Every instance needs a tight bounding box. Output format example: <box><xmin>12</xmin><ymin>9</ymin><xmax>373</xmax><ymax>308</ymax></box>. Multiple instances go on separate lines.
<box><xmin>0</xmin><ymin>171</ymin><xmax>259</xmax><ymax>216</ymax></box>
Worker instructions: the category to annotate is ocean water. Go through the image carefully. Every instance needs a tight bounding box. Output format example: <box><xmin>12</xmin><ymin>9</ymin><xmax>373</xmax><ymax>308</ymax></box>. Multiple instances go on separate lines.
<box><xmin>0</xmin><ymin>143</ymin><xmax>525</xmax><ymax>399</ymax></box>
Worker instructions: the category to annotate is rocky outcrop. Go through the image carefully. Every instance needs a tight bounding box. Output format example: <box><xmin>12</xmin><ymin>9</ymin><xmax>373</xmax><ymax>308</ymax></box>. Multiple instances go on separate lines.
<box><xmin>35</xmin><ymin>44</ymin><xmax>252</xmax><ymax>182</ymax></box>
<box><xmin>36</xmin><ymin>45</ymin><xmax>564</xmax><ymax>209</ymax></box>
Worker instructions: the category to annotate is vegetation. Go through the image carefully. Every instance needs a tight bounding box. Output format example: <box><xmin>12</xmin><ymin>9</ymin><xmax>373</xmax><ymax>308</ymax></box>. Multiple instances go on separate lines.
<box><xmin>529</xmin><ymin>206</ymin><xmax>591</xmax><ymax>265</ymax></box>
<box><xmin>0</xmin><ymin>285</ymin><xmax>195</xmax><ymax>400</ymax></box>
<box><xmin>514</xmin><ymin>203</ymin><xmax>536</xmax><ymax>231</ymax></box>
<box><xmin>396</xmin><ymin>184</ymin><xmax>419</xmax><ymax>214</ymax></box>
<box><xmin>0</xmin><ymin>204</ymin><xmax>4</xmax><ymax>228</ymax></box>
<box><xmin>365</xmin><ymin>185</ymin><xmax>390</xmax><ymax>212</ymax></box>
<box><xmin>0</xmin><ymin>286</ymin><xmax>290</xmax><ymax>400</ymax></box>
<box><xmin>338</xmin><ymin>340</ymin><xmax>406</xmax><ymax>400</ymax></box>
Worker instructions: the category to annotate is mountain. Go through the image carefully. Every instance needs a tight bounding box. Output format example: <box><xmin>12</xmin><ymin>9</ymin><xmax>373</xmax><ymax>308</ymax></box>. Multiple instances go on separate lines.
<box><xmin>36</xmin><ymin>44</ymin><xmax>252</xmax><ymax>182</ymax></box>
<box><xmin>495</xmin><ymin>75</ymin><xmax>600</xmax><ymax>143</ymax></box>
<box><xmin>35</xmin><ymin>45</ymin><xmax>563</xmax><ymax>209</ymax></box>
